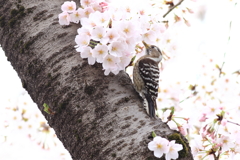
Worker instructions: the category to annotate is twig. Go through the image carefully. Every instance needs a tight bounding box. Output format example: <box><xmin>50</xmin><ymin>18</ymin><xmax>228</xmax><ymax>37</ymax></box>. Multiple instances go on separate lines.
<box><xmin>227</xmin><ymin>120</ymin><xmax>240</xmax><ymax>126</ymax></box>
<box><xmin>218</xmin><ymin>2</ymin><xmax>238</xmax><ymax>77</ymax></box>
<box><xmin>233</xmin><ymin>70</ymin><xmax>240</xmax><ymax>75</ymax></box>
<box><xmin>163</xmin><ymin>0</ymin><xmax>185</xmax><ymax>18</ymax></box>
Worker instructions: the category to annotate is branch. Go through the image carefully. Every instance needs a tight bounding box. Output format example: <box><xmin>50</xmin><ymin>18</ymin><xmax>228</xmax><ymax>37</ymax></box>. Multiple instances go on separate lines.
<box><xmin>0</xmin><ymin>1</ymin><xmax>194</xmax><ymax>160</ymax></box>
<box><xmin>219</xmin><ymin>3</ymin><xmax>237</xmax><ymax>77</ymax></box>
<box><xmin>163</xmin><ymin>0</ymin><xmax>185</xmax><ymax>18</ymax></box>
<box><xmin>227</xmin><ymin>120</ymin><xmax>240</xmax><ymax>127</ymax></box>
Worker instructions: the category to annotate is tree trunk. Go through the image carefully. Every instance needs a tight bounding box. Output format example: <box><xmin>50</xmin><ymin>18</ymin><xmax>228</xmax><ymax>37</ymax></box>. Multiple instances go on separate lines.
<box><xmin>0</xmin><ymin>0</ymin><xmax>193</xmax><ymax>159</ymax></box>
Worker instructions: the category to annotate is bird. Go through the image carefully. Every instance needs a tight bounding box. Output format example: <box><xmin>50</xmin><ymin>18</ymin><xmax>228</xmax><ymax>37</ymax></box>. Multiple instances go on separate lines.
<box><xmin>133</xmin><ymin>41</ymin><xmax>162</xmax><ymax>118</ymax></box>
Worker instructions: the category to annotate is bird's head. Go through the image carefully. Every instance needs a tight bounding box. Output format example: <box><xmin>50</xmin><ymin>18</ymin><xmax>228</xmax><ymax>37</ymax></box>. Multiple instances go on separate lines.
<box><xmin>142</xmin><ymin>41</ymin><xmax>162</xmax><ymax>63</ymax></box>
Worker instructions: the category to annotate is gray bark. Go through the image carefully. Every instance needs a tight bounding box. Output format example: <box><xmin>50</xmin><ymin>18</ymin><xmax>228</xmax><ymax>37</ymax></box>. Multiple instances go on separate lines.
<box><xmin>0</xmin><ymin>0</ymin><xmax>193</xmax><ymax>159</ymax></box>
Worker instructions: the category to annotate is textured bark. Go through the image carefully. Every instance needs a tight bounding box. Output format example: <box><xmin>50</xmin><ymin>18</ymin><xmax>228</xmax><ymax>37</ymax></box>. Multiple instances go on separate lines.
<box><xmin>0</xmin><ymin>0</ymin><xmax>193</xmax><ymax>160</ymax></box>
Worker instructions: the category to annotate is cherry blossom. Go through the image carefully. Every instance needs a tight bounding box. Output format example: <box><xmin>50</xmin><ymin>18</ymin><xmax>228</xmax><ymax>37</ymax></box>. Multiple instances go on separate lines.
<box><xmin>57</xmin><ymin>1</ymin><xmax>240</xmax><ymax>159</ymax></box>
<box><xmin>70</xmin><ymin>8</ymin><xmax>85</xmax><ymax>23</ymax></box>
<box><xmin>80</xmin><ymin>17</ymin><xmax>97</xmax><ymax>28</ymax></box>
<box><xmin>58</xmin><ymin>0</ymin><xmax>177</xmax><ymax>75</ymax></box>
<box><xmin>117</xmin><ymin>54</ymin><xmax>132</xmax><ymax>70</ymax></box>
<box><xmin>61</xmin><ymin>1</ymin><xmax>76</xmax><ymax>13</ymax></box>
<box><xmin>217</xmin><ymin>136</ymin><xmax>235</xmax><ymax>152</ymax></box>
<box><xmin>99</xmin><ymin>2</ymin><xmax>109</xmax><ymax>12</ymax></box>
<box><xmin>83</xmin><ymin>7</ymin><xmax>95</xmax><ymax>18</ymax></box>
<box><xmin>58</xmin><ymin>12</ymin><xmax>71</xmax><ymax>25</ymax></box>
<box><xmin>148</xmin><ymin>136</ymin><xmax>169</xmax><ymax>158</ymax></box>
<box><xmin>80</xmin><ymin>46</ymin><xmax>96</xmax><ymax>65</ymax></box>
<box><xmin>102</xmin><ymin>54</ymin><xmax>119</xmax><ymax>71</ymax></box>
<box><xmin>77</xmin><ymin>28</ymin><xmax>92</xmax><ymax>37</ymax></box>
<box><xmin>143</xmin><ymin>30</ymin><xmax>158</xmax><ymax>45</ymax></box>
<box><xmin>114</xmin><ymin>21</ymin><xmax>138</xmax><ymax>38</ymax></box>
<box><xmin>91</xmin><ymin>26</ymin><xmax>107</xmax><ymax>42</ymax></box>
<box><xmin>102</xmin><ymin>28</ymin><xmax>120</xmax><ymax>43</ymax></box>
<box><xmin>81</xmin><ymin>0</ymin><xmax>93</xmax><ymax>8</ymax></box>
<box><xmin>89</xmin><ymin>11</ymin><xmax>111</xmax><ymax>27</ymax></box>
<box><xmin>165</xmin><ymin>140</ymin><xmax>183</xmax><ymax>160</ymax></box>
<box><xmin>75</xmin><ymin>34</ymin><xmax>90</xmax><ymax>49</ymax></box>
<box><xmin>92</xmin><ymin>44</ymin><xmax>108</xmax><ymax>63</ymax></box>
<box><xmin>108</xmin><ymin>41</ymin><xmax>127</xmax><ymax>57</ymax></box>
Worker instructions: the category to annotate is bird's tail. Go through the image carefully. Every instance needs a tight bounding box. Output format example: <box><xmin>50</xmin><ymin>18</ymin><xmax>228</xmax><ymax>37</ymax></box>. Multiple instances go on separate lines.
<box><xmin>144</xmin><ymin>94</ymin><xmax>155</xmax><ymax>118</ymax></box>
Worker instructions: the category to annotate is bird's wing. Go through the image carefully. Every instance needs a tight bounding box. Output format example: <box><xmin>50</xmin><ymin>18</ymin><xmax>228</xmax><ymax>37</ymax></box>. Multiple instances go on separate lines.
<box><xmin>138</xmin><ymin>58</ymin><xmax>159</xmax><ymax>101</ymax></box>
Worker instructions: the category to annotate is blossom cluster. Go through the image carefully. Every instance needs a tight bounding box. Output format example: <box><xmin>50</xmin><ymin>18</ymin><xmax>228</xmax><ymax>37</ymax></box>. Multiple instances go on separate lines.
<box><xmin>58</xmin><ymin>0</ymin><xmax>170</xmax><ymax>75</ymax></box>
<box><xmin>156</xmin><ymin>54</ymin><xmax>240</xmax><ymax>159</ymax></box>
<box><xmin>58</xmin><ymin>0</ymin><xmax>197</xmax><ymax>159</ymax></box>
<box><xmin>148</xmin><ymin>136</ymin><xmax>183</xmax><ymax>160</ymax></box>
<box><xmin>0</xmin><ymin>89</ymin><xmax>71</xmax><ymax>159</ymax></box>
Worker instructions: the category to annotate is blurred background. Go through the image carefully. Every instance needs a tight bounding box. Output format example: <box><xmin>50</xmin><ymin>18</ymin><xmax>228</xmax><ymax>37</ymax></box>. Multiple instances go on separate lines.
<box><xmin>0</xmin><ymin>0</ymin><xmax>239</xmax><ymax>159</ymax></box>
<box><xmin>0</xmin><ymin>46</ymin><xmax>72</xmax><ymax>159</ymax></box>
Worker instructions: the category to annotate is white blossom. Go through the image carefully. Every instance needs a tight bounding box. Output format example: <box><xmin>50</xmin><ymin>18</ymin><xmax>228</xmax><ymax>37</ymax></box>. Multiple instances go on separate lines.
<box><xmin>165</xmin><ymin>140</ymin><xmax>183</xmax><ymax>160</ymax></box>
<box><xmin>61</xmin><ymin>1</ymin><xmax>76</xmax><ymax>13</ymax></box>
<box><xmin>148</xmin><ymin>136</ymin><xmax>169</xmax><ymax>158</ymax></box>
<box><xmin>92</xmin><ymin>44</ymin><xmax>108</xmax><ymax>63</ymax></box>
<box><xmin>80</xmin><ymin>47</ymin><xmax>96</xmax><ymax>65</ymax></box>
<box><xmin>58</xmin><ymin>12</ymin><xmax>71</xmax><ymax>25</ymax></box>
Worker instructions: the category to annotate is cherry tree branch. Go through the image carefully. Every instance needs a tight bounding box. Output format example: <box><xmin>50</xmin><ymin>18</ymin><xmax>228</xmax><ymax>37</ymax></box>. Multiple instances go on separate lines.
<box><xmin>163</xmin><ymin>0</ymin><xmax>185</xmax><ymax>18</ymax></box>
<box><xmin>227</xmin><ymin>120</ymin><xmax>240</xmax><ymax>127</ymax></box>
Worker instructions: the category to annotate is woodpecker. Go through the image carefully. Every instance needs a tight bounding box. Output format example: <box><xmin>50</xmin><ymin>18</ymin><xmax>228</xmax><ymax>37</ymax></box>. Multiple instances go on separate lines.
<box><xmin>133</xmin><ymin>41</ymin><xmax>162</xmax><ymax>118</ymax></box>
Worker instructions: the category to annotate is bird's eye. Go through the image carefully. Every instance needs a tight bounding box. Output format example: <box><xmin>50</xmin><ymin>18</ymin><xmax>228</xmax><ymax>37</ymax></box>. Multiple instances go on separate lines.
<box><xmin>151</xmin><ymin>46</ymin><xmax>155</xmax><ymax>49</ymax></box>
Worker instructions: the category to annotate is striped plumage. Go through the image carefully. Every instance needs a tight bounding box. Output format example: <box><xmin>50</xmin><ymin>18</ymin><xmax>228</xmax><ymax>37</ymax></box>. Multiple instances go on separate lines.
<box><xmin>133</xmin><ymin>41</ymin><xmax>162</xmax><ymax>118</ymax></box>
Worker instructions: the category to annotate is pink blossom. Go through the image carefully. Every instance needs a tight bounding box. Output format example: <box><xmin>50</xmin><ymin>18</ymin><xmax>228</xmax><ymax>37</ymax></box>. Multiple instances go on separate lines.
<box><xmin>58</xmin><ymin>12</ymin><xmax>71</xmax><ymax>25</ymax></box>
<box><xmin>77</xmin><ymin>28</ymin><xmax>92</xmax><ymax>37</ymax></box>
<box><xmin>161</xmin><ymin>109</ymin><xmax>172</xmax><ymax>122</ymax></box>
<box><xmin>117</xmin><ymin>55</ymin><xmax>132</xmax><ymax>70</ymax></box>
<box><xmin>92</xmin><ymin>44</ymin><xmax>108</xmax><ymax>63</ymax></box>
<box><xmin>217</xmin><ymin>136</ymin><xmax>235</xmax><ymax>152</ymax></box>
<box><xmin>165</xmin><ymin>140</ymin><xmax>183</xmax><ymax>160</ymax></box>
<box><xmin>81</xmin><ymin>0</ymin><xmax>93</xmax><ymax>8</ymax></box>
<box><xmin>199</xmin><ymin>113</ymin><xmax>207</xmax><ymax>122</ymax></box>
<box><xmin>99</xmin><ymin>2</ymin><xmax>109</xmax><ymax>12</ymax></box>
<box><xmin>91</xmin><ymin>26</ymin><xmax>107</xmax><ymax>42</ymax></box>
<box><xmin>102</xmin><ymin>28</ymin><xmax>120</xmax><ymax>44</ymax></box>
<box><xmin>83</xmin><ymin>7</ymin><xmax>94</xmax><ymax>17</ymax></box>
<box><xmin>75</xmin><ymin>34</ymin><xmax>90</xmax><ymax>49</ymax></box>
<box><xmin>221</xmin><ymin>118</ymin><xmax>227</xmax><ymax>126</ymax></box>
<box><xmin>61</xmin><ymin>1</ymin><xmax>76</xmax><ymax>13</ymax></box>
<box><xmin>104</xmin><ymin>67</ymin><xmax>120</xmax><ymax>75</ymax></box>
<box><xmin>125</xmin><ymin>36</ymin><xmax>140</xmax><ymax>51</ymax></box>
<box><xmin>136</xmin><ymin>15</ymin><xmax>151</xmax><ymax>33</ymax></box>
<box><xmin>108</xmin><ymin>41</ymin><xmax>127</xmax><ymax>57</ymax></box>
<box><xmin>109</xmin><ymin>7</ymin><xmax>123</xmax><ymax>21</ymax></box>
<box><xmin>80</xmin><ymin>47</ymin><xmax>96</xmax><ymax>65</ymax></box>
<box><xmin>114</xmin><ymin>21</ymin><xmax>138</xmax><ymax>38</ymax></box>
<box><xmin>203</xmin><ymin>100</ymin><xmax>221</xmax><ymax>116</ymax></box>
<box><xmin>178</xmin><ymin>126</ymin><xmax>187</xmax><ymax>136</ymax></box>
<box><xmin>190</xmin><ymin>135</ymin><xmax>204</xmax><ymax>157</ymax></box>
<box><xmin>89</xmin><ymin>11</ymin><xmax>111</xmax><ymax>27</ymax></box>
<box><xmin>89</xmin><ymin>2</ymin><xmax>100</xmax><ymax>12</ymax></box>
<box><xmin>151</xmin><ymin>23</ymin><xmax>167</xmax><ymax>33</ymax></box>
<box><xmin>70</xmin><ymin>8</ymin><xmax>85</xmax><ymax>23</ymax></box>
<box><xmin>102</xmin><ymin>55</ymin><xmax>120</xmax><ymax>74</ymax></box>
<box><xmin>81</xmin><ymin>17</ymin><xmax>97</xmax><ymax>28</ymax></box>
<box><xmin>148</xmin><ymin>136</ymin><xmax>169</xmax><ymax>158</ymax></box>
<box><xmin>143</xmin><ymin>30</ymin><xmax>157</xmax><ymax>45</ymax></box>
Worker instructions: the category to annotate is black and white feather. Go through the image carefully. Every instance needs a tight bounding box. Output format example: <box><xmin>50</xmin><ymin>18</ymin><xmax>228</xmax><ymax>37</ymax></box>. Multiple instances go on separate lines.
<box><xmin>139</xmin><ymin>59</ymin><xmax>159</xmax><ymax>98</ymax></box>
<box><xmin>133</xmin><ymin>42</ymin><xmax>162</xmax><ymax>118</ymax></box>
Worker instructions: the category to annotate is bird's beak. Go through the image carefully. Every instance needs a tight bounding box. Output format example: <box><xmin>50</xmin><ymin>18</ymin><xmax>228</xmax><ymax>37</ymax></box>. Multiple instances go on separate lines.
<box><xmin>142</xmin><ymin>41</ymin><xmax>150</xmax><ymax>49</ymax></box>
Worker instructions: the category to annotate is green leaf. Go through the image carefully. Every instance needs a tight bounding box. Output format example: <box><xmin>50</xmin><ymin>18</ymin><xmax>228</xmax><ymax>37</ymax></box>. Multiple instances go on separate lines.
<box><xmin>43</xmin><ymin>103</ymin><xmax>50</xmax><ymax>114</ymax></box>
<box><xmin>170</xmin><ymin>107</ymin><xmax>175</xmax><ymax>115</ymax></box>
<box><xmin>152</xmin><ymin>131</ymin><xmax>157</xmax><ymax>138</ymax></box>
